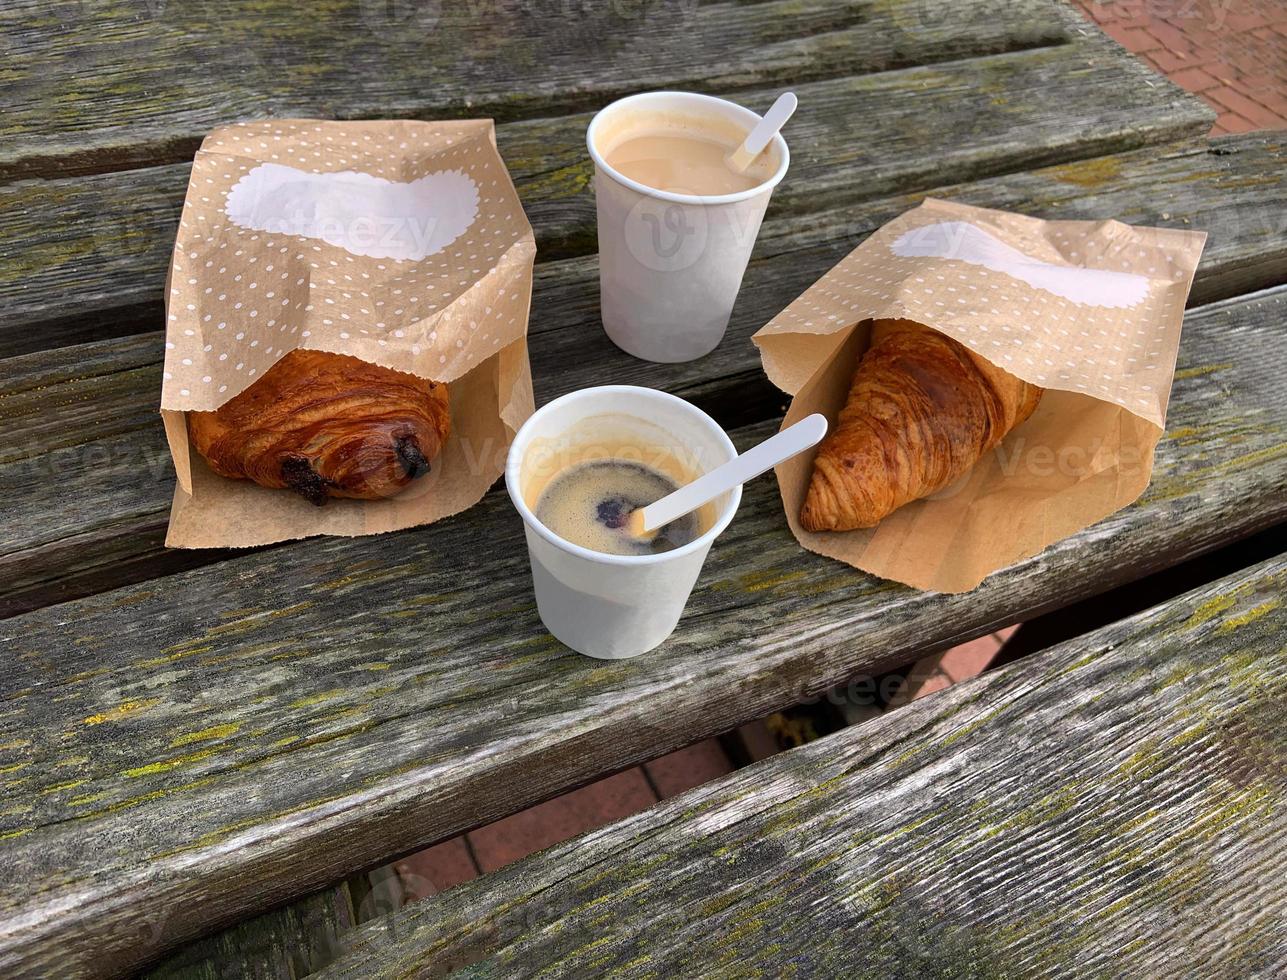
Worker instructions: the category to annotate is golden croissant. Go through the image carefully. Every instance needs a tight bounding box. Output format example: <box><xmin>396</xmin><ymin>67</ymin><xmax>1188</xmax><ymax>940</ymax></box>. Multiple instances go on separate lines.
<box><xmin>801</xmin><ymin>319</ymin><xmax>1042</xmax><ymax>531</ymax></box>
<box><xmin>188</xmin><ymin>349</ymin><xmax>450</xmax><ymax>505</ymax></box>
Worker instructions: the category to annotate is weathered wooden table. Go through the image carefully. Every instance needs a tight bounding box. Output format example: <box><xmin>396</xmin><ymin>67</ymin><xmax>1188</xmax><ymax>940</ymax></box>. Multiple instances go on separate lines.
<box><xmin>1</xmin><ymin>2</ymin><xmax>1283</xmax><ymax>977</ymax></box>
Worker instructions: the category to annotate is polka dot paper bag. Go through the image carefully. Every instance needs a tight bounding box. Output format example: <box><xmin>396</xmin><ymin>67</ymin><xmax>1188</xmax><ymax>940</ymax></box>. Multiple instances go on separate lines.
<box><xmin>160</xmin><ymin>119</ymin><xmax>537</xmax><ymax>548</ymax></box>
<box><xmin>754</xmin><ymin>198</ymin><xmax>1205</xmax><ymax>592</ymax></box>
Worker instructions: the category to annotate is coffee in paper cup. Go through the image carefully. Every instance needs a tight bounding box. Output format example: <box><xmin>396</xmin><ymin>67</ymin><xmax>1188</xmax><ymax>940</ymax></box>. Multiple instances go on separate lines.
<box><xmin>588</xmin><ymin>92</ymin><xmax>789</xmax><ymax>363</ymax></box>
<box><xmin>506</xmin><ymin>387</ymin><xmax>741</xmax><ymax>659</ymax></box>
<box><xmin>754</xmin><ymin>198</ymin><xmax>1206</xmax><ymax>592</ymax></box>
<box><xmin>159</xmin><ymin>119</ymin><xmax>537</xmax><ymax>548</ymax></box>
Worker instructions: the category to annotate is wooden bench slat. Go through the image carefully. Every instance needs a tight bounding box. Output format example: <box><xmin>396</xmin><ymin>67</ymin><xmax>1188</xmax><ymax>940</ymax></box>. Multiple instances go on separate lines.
<box><xmin>1</xmin><ymin>134</ymin><xmax>1282</xmax><ymax>616</ymax></box>
<box><xmin>1</xmin><ymin>284</ymin><xmax>1283</xmax><ymax>977</ymax></box>
<box><xmin>500</xmin><ymin>22</ymin><xmax>1209</xmax><ymax>259</ymax></box>
<box><xmin>0</xmin><ymin>18</ymin><xmax>1216</xmax><ymax>357</ymax></box>
<box><xmin>0</xmin><ymin>0</ymin><xmax>1074</xmax><ymax>180</ymax></box>
<box><xmin>313</xmin><ymin>553</ymin><xmax>1287</xmax><ymax>978</ymax></box>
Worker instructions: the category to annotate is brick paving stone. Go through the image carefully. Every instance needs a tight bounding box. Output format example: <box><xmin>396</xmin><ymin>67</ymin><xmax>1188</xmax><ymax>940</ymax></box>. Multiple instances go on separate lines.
<box><xmin>468</xmin><ymin>768</ymin><xmax>659</xmax><ymax>872</ymax></box>
<box><xmin>1148</xmin><ymin>20</ymin><xmax>1195</xmax><ymax>54</ymax></box>
<box><xmin>1069</xmin><ymin>0</ymin><xmax>1287</xmax><ymax>132</ymax></box>
<box><xmin>737</xmin><ymin>719</ymin><xmax>784</xmax><ymax>762</ymax></box>
<box><xmin>1213</xmin><ymin>110</ymin><xmax>1260</xmax><ymax>134</ymax></box>
<box><xmin>1183</xmin><ymin>42</ymin><xmax>1226</xmax><ymax>66</ymax></box>
<box><xmin>1223</xmin><ymin>11</ymin><xmax>1272</xmax><ymax>33</ymax></box>
<box><xmin>993</xmin><ymin>625</ymin><xmax>1020</xmax><ymax>644</ymax></box>
<box><xmin>1146</xmin><ymin>48</ymin><xmax>1193</xmax><ymax>73</ymax></box>
<box><xmin>1117</xmin><ymin>16</ymin><xmax>1158</xmax><ymax>33</ymax></box>
<box><xmin>892</xmin><ymin>635</ymin><xmax>1003</xmax><ymax>707</ymax></box>
<box><xmin>395</xmin><ymin>836</ymin><xmax>478</xmax><ymax>900</ymax></box>
<box><xmin>1207</xmin><ymin>84</ymin><xmax>1286</xmax><ymax>128</ymax></box>
<box><xmin>1103</xmin><ymin>23</ymin><xmax>1159</xmax><ymax>51</ymax></box>
<box><xmin>1083</xmin><ymin>1</ymin><xmax>1114</xmax><ymax>24</ymax></box>
<box><xmin>1169</xmin><ymin>66</ymin><xmax>1222</xmax><ymax>92</ymax></box>
<box><xmin>1229</xmin><ymin>73</ymin><xmax>1277</xmax><ymax>96</ymax></box>
<box><xmin>644</xmin><ymin>739</ymin><xmax>734</xmax><ymax>798</ymax></box>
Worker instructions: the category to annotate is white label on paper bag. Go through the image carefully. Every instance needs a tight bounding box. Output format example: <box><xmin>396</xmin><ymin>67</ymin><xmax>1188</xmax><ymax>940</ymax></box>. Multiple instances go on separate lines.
<box><xmin>891</xmin><ymin>221</ymin><xmax>1151</xmax><ymax>309</ymax></box>
<box><xmin>225</xmin><ymin>163</ymin><xmax>479</xmax><ymax>261</ymax></box>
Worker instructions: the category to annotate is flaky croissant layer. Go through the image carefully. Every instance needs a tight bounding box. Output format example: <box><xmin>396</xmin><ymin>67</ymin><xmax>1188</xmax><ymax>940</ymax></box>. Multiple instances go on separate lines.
<box><xmin>801</xmin><ymin>319</ymin><xmax>1042</xmax><ymax>531</ymax></box>
<box><xmin>188</xmin><ymin>349</ymin><xmax>450</xmax><ymax>505</ymax></box>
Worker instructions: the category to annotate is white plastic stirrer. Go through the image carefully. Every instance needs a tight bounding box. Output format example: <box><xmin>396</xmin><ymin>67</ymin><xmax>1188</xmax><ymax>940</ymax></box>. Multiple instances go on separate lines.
<box><xmin>725</xmin><ymin>91</ymin><xmax>798</xmax><ymax>174</ymax></box>
<box><xmin>628</xmin><ymin>413</ymin><xmax>828</xmax><ymax>538</ymax></box>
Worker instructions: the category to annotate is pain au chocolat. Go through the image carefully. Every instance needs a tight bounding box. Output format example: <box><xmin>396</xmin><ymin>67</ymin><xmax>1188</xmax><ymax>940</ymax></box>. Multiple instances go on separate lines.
<box><xmin>188</xmin><ymin>349</ymin><xmax>450</xmax><ymax>505</ymax></box>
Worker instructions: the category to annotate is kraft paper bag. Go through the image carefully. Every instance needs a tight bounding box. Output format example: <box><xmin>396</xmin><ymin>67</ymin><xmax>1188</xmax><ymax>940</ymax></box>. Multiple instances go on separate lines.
<box><xmin>754</xmin><ymin>198</ymin><xmax>1206</xmax><ymax>592</ymax></box>
<box><xmin>160</xmin><ymin>118</ymin><xmax>537</xmax><ymax>548</ymax></box>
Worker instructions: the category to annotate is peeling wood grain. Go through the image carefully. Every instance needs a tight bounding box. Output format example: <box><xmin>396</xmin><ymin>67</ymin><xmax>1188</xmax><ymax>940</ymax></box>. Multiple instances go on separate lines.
<box><xmin>0</xmin><ymin>285</ymin><xmax>1283</xmax><ymax>977</ymax></box>
<box><xmin>314</xmin><ymin>554</ymin><xmax>1287</xmax><ymax>979</ymax></box>
<box><xmin>0</xmin><ymin>0</ymin><xmax>1074</xmax><ymax>179</ymax></box>
<box><xmin>0</xmin><ymin>22</ymin><xmax>1219</xmax><ymax>356</ymax></box>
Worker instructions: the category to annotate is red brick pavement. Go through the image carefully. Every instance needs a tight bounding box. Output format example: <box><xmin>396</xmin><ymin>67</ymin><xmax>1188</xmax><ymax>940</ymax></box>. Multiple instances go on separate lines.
<box><xmin>391</xmin><ymin>739</ymin><xmax>738</xmax><ymax>896</ymax></box>
<box><xmin>468</xmin><ymin>767</ymin><xmax>661</xmax><ymax>873</ymax></box>
<box><xmin>1071</xmin><ymin>0</ymin><xmax>1287</xmax><ymax>133</ymax></box>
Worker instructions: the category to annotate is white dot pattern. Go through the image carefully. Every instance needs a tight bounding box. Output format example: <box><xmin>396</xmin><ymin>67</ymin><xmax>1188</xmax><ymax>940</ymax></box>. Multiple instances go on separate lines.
<box><xmin>161</xmin><ymin>118</ymin><xmax>537</xmax><ymax>412</ymax></box>
<box><xmin>758</xmin><ymin>198</ymin><xmax>1205</xmax><ymax>429</ymax></box>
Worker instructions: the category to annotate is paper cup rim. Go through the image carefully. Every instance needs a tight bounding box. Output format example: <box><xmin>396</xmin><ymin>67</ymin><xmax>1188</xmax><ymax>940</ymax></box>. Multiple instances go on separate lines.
<box><xmin>506</xmin><ymin>385</ymin><xmax>742</xmax><ymax>567</ymax></box>
<box><xmin>586</xmin><ymin>90</ymin><xmax>790</xmax><ymax>206</ymax></box>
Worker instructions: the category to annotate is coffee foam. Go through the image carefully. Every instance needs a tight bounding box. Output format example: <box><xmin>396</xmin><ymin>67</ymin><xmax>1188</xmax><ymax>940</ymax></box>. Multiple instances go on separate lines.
<box><xmin>520</xmin><ymin>413</ymin><xmax>717</xmax><ymax>538</ymax></box>
<box><xmin>535</xmin><ymin>460</ymin><xmax>699</xmax><ymax>556</ymax></box>
<box><xmin>593</xmin><ymin>109</ymin><xmax>779</xmax><ymax>187</ymax></box>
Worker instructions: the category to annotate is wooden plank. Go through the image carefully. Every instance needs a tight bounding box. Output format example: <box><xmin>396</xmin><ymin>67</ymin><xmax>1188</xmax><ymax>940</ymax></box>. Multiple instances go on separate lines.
<box><xmin>314</xmin><ymin>555</ymin><xmax>1287</xmax><ymax>979</ymax></box>
<box><xmin>0</xmin><ymin>20</ymin><xmax>1217</xmax><ymax>356</ymax></box>
<box><xmin>0</xmin><ymin>286</ymin><xmax>1283</xmax><ymax>977</ymax></box>
<box><xmin>0</xmin><ymin>0</ymin><xmax>1073</xmax><ymax>179</ymax></box>
<box><xmin>2</xmin><ymin>134</ymin><xmax>1282</xmax><ymax>615</ymax></box>
<box><xmin>499</xmin><ymin>20</ymin><xmax>1211</xmax><ymax>258</ymax></box>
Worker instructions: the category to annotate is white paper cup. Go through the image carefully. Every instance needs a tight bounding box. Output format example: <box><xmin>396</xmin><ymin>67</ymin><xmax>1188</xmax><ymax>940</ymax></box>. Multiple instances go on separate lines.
<box><xmin>587</xmin><ymin>91</ymin><xmax>790</xmax><ymax>363</ymax></box>
<box><xmin>506</xmin><ymin>386</ymin><xmax>741</xmax><ymax>659</ymax></box>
